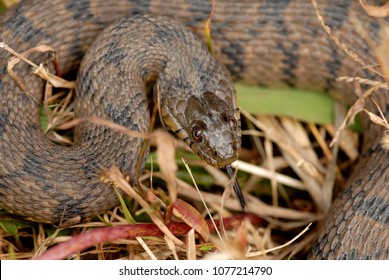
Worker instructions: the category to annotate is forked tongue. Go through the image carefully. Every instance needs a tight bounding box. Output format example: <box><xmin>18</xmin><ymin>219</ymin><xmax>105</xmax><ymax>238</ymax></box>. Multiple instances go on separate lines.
<box><xmin>226</xmin><ymin>164</ymin><xmax>246</xmax><ymax>210</ymax></box>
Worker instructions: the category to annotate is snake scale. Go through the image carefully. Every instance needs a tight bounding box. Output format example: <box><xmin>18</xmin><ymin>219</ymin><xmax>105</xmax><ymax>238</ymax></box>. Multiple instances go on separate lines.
<box><xmin>0</xmin><ymin>0</ymin><xmax>388</xmax><ymax>260</ymax></box>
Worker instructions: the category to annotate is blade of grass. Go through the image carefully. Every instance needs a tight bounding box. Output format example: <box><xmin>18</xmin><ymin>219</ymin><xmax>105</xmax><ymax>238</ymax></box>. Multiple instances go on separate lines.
<box><xmin>236</xmin><ymin>83</ymin><xmax>334</xmax><ymax>124</ymax></box>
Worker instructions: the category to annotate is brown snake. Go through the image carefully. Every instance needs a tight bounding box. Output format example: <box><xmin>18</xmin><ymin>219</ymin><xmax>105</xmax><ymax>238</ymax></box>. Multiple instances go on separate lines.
<box><xmin>0</xmin><ymin>0</ymin><xmax>388</xmax><ymax>259</ymax></box>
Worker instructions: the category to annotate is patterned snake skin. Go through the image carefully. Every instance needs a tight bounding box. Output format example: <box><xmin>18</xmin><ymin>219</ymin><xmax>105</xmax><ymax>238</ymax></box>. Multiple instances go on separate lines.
<box><xmin>0</xmin><ymin>0</ymin><xmax>388</xmax><ymax>259</ymax></box>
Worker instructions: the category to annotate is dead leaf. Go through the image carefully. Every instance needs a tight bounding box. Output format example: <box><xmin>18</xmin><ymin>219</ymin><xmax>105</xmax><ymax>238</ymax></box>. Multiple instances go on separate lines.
<box><xmin>233</xmin><ymin>222</ymin><xmax>248</xmax><ymax>253</ymax></box>
<box><xmin>173</xmin><ymin>199</ymin><xmax>210</xmax><ymax>241</ymax></box>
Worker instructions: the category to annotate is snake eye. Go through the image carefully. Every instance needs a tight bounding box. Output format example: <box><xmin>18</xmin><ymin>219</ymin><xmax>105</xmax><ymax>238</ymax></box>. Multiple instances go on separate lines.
<box><xmin>192</xmin><ymin>127</ymin><xmax>203</xmax><ymax>143</ymax></box>
<box><xmin>230</xmin><ymin>117</ymin><xmax>238</xmax><ymax>130</ymax></box>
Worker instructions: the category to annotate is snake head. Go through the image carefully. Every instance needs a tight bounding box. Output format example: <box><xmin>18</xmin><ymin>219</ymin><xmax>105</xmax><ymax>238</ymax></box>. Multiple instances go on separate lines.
<box><xmin>183</xmin><ymin>89</ymin><xmax>241</xmax><ymax>167</ymax></box>
<box><xmin>156</xmin><ymin>75</ymin><xmax>241</xmax><ymax>168</ymax></box>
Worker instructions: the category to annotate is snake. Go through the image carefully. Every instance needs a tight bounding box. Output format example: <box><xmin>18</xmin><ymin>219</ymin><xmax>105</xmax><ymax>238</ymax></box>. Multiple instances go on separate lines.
<box><xmin>0</xmin><ymin>0</ymin><xmax>388</xmax><ymax>260</ymax></box>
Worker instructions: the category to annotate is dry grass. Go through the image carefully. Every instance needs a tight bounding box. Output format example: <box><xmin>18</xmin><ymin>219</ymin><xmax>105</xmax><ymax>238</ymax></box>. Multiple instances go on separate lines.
<box><xmin>1</xmin><ymin>0</ymin><xmax>388</xmax><ymax>260</ymax></box>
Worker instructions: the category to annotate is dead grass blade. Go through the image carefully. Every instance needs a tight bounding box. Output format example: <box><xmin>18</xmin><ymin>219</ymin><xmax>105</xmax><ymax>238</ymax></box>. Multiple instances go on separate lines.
<box><xmin>154</xmin><ymin>130</ymin><xmax>178</xmax><ymax>203</ymax></box>
<box><xmin>245</xmin><ymin>223</ymin><xmax>311</xmax><ymax>258</ymax></box>
<box><xmin>186</xmin><ymin>229</ymin><xmax>197</xmax><ymax>260</ymax></box>
<box><xmin>330</xmin><ymin>85</ymin><xmax>379</xmax><ymax>146</ymax></box>
<box><xmin>108</xmin><ymin>166</ymin><xmax>183</xmax><ymax>246</ymax></box>
<box><xmin>359</xmin><ymin>0</ymin><xmax>389</xmax><ymax>17</ymax></box>
<box><xmin>0</xmin><ymin>42</ymin><xmax>75</xmax><ymax>90</ymax></box>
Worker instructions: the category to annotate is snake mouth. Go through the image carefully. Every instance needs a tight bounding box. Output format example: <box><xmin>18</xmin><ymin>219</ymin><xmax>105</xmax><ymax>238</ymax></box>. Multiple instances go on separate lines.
<box><xmin>198</xmin><ymin>133</ymin><xmax>240</xmax><ymax>168</ymax></box>
<box><xmin>216</xmin><ymin>155</ymin><xmax>239</xmax><ymax>168</ymax></box>
<box><xmin>200</xmin><ymin>151</ymin><xmax>238</xmax><ymax>168</ymax></box>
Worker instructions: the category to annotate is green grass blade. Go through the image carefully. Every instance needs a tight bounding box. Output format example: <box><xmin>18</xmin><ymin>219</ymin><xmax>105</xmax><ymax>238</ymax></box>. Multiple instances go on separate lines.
<box><xmin>114</xmin><ymin>187</ymin><xmax>136</xmax><ymax>224</ymax></box>
<box><xmin>236</xmin><ymin>83</ymin><xmax>334</xmax><ymax>124</ymax></box>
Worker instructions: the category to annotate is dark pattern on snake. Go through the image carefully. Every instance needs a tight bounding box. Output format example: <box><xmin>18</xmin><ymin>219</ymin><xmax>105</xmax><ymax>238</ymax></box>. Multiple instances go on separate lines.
<box><xmin>0</xmin><ymin>0</ymin><xmax>388</xmax><ymax>260</ymax></box>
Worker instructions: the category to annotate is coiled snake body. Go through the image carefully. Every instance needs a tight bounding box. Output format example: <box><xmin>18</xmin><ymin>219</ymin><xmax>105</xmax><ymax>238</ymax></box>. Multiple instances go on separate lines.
<box><xmin>0</xmin><ymin>0</ymin><xmax>388</xmax><ymax>259</ymax></box>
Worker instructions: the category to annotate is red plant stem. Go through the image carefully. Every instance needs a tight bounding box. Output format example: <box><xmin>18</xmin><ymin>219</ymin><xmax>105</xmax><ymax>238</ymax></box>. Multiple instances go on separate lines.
<box><xmin>34</xmin><ymin>213</ymin><xmax>262</xmax><ymax>260</ymax></box>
